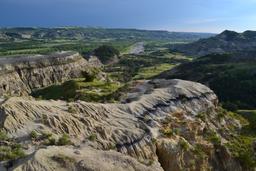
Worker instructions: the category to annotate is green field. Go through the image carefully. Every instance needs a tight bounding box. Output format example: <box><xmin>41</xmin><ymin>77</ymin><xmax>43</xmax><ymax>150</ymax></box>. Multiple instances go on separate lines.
<box><xmin>0</xmin><ymin>39</ymin><xmax>136</xmax><ymax>56</ymax></box>
<box><xmin>133</xmin><ymin>63</ymin><xmax>175</xmax><ymax>80</ymax></box>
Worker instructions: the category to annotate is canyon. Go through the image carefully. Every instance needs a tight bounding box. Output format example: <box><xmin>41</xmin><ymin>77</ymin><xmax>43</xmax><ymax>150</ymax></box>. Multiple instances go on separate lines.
<box><xmin>0</xmin><ymin>51</ymin><xmax>253</xmax><ymax>171</ymax></box>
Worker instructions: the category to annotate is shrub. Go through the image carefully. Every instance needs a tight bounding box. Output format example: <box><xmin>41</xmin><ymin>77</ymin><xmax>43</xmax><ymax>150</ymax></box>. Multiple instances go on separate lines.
<box><xmin>0</xmin><ymin>144</ymin><xmax>25</xmax><ymax>161</ymax></box>
<box><xmin>41</xmin><ymin>132</ymin><xmax>53</xmax><ymax>139</ymax></box>
<box><xmin>57</xmin><ymin>134</ymin><xmax>72</xmax><ymax>146</ymax></box>
<box><xmin>88</xmin><ymin>134</ymin><xmax>97</xmax><ymax>141</ymax></box>
<box><xmin>44</xmin><ymin>137</ymin><xmax>56</xmax><ymax>146</ymax></box>
<box><xmin>30</xmin><ymin>130</ymin><xmax>38</xmax><ymax>140</ymax></box>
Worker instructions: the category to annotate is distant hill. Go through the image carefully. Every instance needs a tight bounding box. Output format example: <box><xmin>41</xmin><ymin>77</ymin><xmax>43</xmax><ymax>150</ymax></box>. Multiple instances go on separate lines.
<box><xmin>171</xmin><ymin>30</ymin><xmax>256</xmax><ymax>57</ymax></box>
<box><xmin>0</xmin><ymin>27</ymin><xmax>215</xmax><ymax>42</ymax></box>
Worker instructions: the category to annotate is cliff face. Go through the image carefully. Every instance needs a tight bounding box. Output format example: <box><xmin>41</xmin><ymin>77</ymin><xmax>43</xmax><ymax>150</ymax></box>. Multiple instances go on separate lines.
<box><xmin>0</xmin><ymin>52</ymin><xmax>90</xmax><ymax>96</ymax></box>
<box><xmin>0</xmin><ymin>79</ymin><xmax>247</xmax><ymax>171</ymax></box>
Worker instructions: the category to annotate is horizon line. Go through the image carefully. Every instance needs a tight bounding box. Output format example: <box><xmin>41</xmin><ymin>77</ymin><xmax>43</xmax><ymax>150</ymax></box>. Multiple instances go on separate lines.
<box><xmin>0</xmin><ymin>26</ymin><xmax>221</xmax><ymax>34</ymax></box>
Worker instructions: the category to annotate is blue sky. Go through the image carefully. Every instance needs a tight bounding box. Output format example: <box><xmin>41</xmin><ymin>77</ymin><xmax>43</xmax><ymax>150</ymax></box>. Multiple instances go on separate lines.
<box><xmin>0</xmin><ymin>0</ymin><xmax>256</xmax><ymax>33</ymax></box>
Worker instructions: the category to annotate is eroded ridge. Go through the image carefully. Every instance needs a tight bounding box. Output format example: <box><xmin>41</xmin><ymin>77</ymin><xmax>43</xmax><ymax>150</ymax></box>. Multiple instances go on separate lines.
<box><xmin>0</xmin><ymin>52</ymin><xmax>90</xmax><ymax>96</ymax></box>
<box><xmin>0</xmin><ymin>79</ymin><xmax>244</xmax><ymax>171</ymax></box>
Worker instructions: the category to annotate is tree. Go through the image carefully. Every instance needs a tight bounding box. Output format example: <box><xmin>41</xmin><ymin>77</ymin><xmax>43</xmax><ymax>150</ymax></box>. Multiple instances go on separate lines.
<box><xmin>94</xmin><ymin>45</ymin><xmax>120</xmax><ymax>64</ymax></box>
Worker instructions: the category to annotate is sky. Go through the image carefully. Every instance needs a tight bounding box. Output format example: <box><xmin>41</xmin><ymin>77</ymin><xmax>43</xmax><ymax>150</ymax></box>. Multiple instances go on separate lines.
<box><xmin>0</xmin><ymin>0</ymin><xmax>256</xmax><ymax>33</ymax></box>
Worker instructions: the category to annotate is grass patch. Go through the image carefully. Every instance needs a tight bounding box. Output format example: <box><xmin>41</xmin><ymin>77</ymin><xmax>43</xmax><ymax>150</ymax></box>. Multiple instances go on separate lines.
<box><xmin>32</xmin><ymin>79</ymin><xmax>122</xmax><ymax>103</ymax></box>
<box><xmin>133</xmin><ymin>63</ymin><xmax>174</xmax><ymax>80</ymax></box>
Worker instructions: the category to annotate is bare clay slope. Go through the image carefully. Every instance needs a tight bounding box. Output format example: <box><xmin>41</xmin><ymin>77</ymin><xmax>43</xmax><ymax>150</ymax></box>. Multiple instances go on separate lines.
<box><xmin>0</xmin><ymin>79</ymin><xmax>245</xmax><ymax>171</ymax></box>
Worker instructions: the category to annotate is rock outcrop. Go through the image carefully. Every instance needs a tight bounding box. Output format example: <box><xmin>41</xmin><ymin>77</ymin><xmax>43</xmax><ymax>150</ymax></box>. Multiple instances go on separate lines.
<box><xmin>0</xmin><ymin>52</ymin><xmax>92</xmax><ymax>96</ymax></box>
<box><xmin>0</xmin><ymin>79</ymin><xmax>246</xmax><ymax>171</ymax></box>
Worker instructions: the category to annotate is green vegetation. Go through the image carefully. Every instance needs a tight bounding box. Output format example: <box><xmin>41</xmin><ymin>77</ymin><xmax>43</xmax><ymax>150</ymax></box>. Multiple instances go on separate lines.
<box><xmin>237</xmin><ymin>110</ymin><xmax>256</xmax><ymax>135</ymax></box>
<box><xmin>195</xmin><ymin>112</ymin><xmax>207</xmax><ymax>121</ymax></box>
<box><xmin>226</xmin><ymin>136</ymin><xmax>256</xmax><ymax>169</ymax></box>
<box><xmin>0</xmin><ymin>130</ymin><xmax>9</xmax><ymax>141</ymax></box>
<box><xmin>29</xmin><ymin>131</ymin><xmax>57</xmax><ymax>146</ymax></box>
<box><xmin>47</xmin><ymin>138</ymin><xmax>57</xmax><ymax>146</ymax></box>
<box><xmin>57</xmin><ymin>134</ymin><xmax>72</xmax><ymax>146</ymax></box>
<box><xmin>223</xmin><ymin>109</ymin><xmax>256</xmax><ymax>169</ymax></box>
<box><xmin>133</xmin><ymin>63</ymin><xmax>174</xmax><ymax>80</ymax></box>
<box><xmin>179</xmin><ymin>139</ymin><xmax>190</xmax><ymax>151</ymax></box>
<box><xmin>162</xmin><ymin>53</ymin><xmax>256</xmax><ymax>110</ymax></box>
<box><xmin>32</xmin><ymin>78</ymin><xmax>123</xmax><ymax>103</ymax></box>
<box><xmin>193</xmin><ymin>144</ymin><xmax>207</xmax><ymax>160</ymax></box>
<box><xmin>81</xmin><ymin>69</ymin><xmax>99</xmax><ymax>82</ymax></box>
<box><xmin>94</xmin><ymin>45</ymin><xmax>120</xmax><ymax>64</ymax></box>
<box><xmin>0</xmin><ymin>39</ymin><xmax>134</xmax><ymax>56</ymax></box>
<box><xmin>30</xmin><ymin>130</ymin><xmax>39</xmax><ymax>139</ymax></box>
<box><xmin>0</xmin><ymin>144</ymin><xmax>25</xmax><ymax>161</ymax></box>
<box><xmin>88</xmin><ymin>134</ymin><xmax>97</xmax><ymax>141</ymax></box>
<box><xmin>0</xmin><ymin>130</ymin><xmax>25</xmax><ymax>161</ymax></box>
<box><xmin>67</xmin><ymin>105</ymin><xmax>76</xmax><ymax>113</ymax></box>
<box><xmin>0</xmin><ymin>27</ymin><xmax>207</xmax><ymax>57</ymax></box>
<box><xmin>32</xmin><ymin>132</ymin><xmax>72</xmax><ymax>146</ymax></box>
<box><xmin>105</xmin><ymin>49</ymin><xmax>189</xmax><ymax>83</ymax></box>
<box><xmin>205</xmin><ymin>130</ymin><xmax>221</xmax><ymax>145</ymax></box>
<box><xmin>41</xmin><ymin>132</ymin><xmax>53</xmax><ymax>139</ymax></box>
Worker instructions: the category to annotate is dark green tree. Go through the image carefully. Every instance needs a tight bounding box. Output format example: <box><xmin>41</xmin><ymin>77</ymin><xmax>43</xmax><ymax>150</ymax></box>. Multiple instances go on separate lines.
<box><xmin>94</xmin><ymin>45</ymin><xmax>120</xmax><ymax>64</ymax></box>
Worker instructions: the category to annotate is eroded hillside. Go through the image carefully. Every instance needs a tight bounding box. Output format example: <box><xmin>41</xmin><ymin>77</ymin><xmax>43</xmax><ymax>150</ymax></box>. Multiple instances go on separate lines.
<box><xmin>0</xmin><ymin>79</ymin><xmax>252</xmax><ymax>171</ymax></box>
<box><xmin>0</xmin><ymin>52</ymin><xmax>98</xmax><ymax>96</ymax></box>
